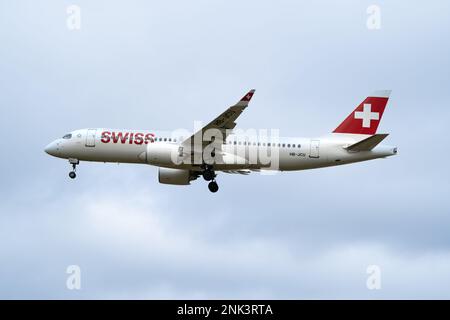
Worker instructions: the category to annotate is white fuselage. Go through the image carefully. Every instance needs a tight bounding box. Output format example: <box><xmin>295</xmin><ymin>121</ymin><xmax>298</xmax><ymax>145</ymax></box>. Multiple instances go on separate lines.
<box><xmin>45</xmin><ymin>128</ymin><xmax>397</xmax><ymax>172</ymax></box>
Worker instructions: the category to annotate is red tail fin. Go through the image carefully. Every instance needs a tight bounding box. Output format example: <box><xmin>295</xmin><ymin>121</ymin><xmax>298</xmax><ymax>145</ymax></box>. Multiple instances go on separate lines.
<box><xmin>333</xmin><ymin>90</ymin><xmax>391</xmax><ymax>135</ymax></box>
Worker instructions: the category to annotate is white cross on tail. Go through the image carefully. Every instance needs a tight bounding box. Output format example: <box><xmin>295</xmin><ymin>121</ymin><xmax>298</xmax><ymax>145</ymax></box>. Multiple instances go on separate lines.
<box><xmin>354</xmin><ymin>103</ymin><xmax>379</xmax><ymax>128</ymax></box>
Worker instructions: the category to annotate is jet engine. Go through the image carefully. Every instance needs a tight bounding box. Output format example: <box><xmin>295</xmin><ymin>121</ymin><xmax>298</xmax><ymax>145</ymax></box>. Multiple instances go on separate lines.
<box><xmin>158</xmin><ymin>167</ymin><xmax>197</xmax><ymax>185</ymax></box>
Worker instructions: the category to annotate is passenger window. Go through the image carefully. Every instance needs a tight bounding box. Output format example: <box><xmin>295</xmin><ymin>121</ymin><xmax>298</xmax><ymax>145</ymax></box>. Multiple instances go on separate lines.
<box><xmin>287</xmin><ymin>144</ymin><xmax>291</xmax><ymax>148</ymax></box>
<box><xmin>297</xmin><ymin>144</ymin><xmax>301</xmax><ymax>148</ymax></box>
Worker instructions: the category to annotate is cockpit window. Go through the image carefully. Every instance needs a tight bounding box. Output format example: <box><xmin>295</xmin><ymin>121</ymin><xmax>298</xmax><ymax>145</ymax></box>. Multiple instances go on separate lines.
<box><xmin>63</xmin><ymin>134</ymin><xmax>72</xmax><ymax>139</ymax></box>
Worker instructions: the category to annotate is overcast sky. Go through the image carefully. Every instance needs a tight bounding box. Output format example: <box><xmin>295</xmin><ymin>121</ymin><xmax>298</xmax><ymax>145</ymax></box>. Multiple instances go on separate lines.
<box><xmin>1</xmin><ymin>0</ymin><xmax>450</xmax><ymax>299</ymax></box>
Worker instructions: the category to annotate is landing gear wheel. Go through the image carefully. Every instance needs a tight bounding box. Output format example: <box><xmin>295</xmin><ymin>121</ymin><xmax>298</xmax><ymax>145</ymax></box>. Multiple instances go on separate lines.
<box><xmin>208</xmin><ymin>181</ymin><xmax>219</xmax><ymax>193</ymax></box>
<box><xmin>203</xmin><ymin>170</ymin><xmax>214</xmax><ymax>181</ymax></box>
<box><xmin>68</xmin><ymin>159</ymin><xmax>79</xmax><ymax>179</ymax></box>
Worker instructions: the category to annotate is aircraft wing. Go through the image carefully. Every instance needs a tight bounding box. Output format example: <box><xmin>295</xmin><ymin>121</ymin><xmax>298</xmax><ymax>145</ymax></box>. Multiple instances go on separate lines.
<box><xmin>181</xmin><ymin>89</ymin><xmax>255</xmax><ymax>148</ymax></box>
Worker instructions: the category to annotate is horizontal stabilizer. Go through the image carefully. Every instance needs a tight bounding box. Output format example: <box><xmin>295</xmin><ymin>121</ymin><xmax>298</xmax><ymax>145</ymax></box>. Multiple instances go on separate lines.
<box><xmin>346</xmin><ymin>134</ymin><xmax>389</xmax><ymax>151</ymax></box>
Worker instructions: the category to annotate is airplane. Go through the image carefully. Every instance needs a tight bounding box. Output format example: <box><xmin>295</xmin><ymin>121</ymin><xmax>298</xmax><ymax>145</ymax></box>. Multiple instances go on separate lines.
<box><xmin>44</xmin><ymin>90</ymin><xmax>397</xmax><ymax>193</ymax></box>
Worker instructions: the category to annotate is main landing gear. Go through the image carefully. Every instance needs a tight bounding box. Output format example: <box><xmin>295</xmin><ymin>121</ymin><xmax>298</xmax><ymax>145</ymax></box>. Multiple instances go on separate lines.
<box><xmin>203</xmin><ymin>165</ymin><xmax>219</xmax><ymax>193</ymax></box>
<box><xmin>208</xmin><ymin>181</ymin><xmax>219</xmax><ymax>193</ymax></box>
<box><xmin>68</xmin><ymin>158</ymin><xmax>79</xmax><ymax>179</ymax></box>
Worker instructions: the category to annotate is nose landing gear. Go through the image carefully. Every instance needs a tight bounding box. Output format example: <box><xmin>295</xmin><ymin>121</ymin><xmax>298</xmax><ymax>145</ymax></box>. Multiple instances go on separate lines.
<box><xmin>68</xmin><ymin>158</ymin><xmax>79</xmax><ymax>179</ymax></box>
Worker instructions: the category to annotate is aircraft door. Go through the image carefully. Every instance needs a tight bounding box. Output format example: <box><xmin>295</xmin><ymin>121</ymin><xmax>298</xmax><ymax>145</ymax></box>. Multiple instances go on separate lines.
<box><xmin>85</xmin><ymin>129</ymin><xmax>96</xmax><ymax>147</ymax></box>
<box><xmin>309</xmin><ymin>140</ymin><xmax>320</xmax><ymax>158</ymax></box>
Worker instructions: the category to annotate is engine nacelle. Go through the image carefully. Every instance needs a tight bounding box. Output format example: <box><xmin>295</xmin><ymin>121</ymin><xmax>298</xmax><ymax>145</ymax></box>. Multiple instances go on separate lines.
<box><xmin>158</xmin><ymin>167</ymin><xmax>194</xmax><ymax>185</ymax></box>
<box><xmin>147</xmin><ymin>143</ymin><xmax>182</xmax><ymax>166</ymax></box>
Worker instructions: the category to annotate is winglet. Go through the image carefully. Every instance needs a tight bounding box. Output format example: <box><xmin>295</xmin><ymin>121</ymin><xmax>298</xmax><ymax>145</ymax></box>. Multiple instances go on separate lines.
<box><xmin>236</xmin><ymin>89</ymin><xmax>256</xmax><ymax>106</ymax></box>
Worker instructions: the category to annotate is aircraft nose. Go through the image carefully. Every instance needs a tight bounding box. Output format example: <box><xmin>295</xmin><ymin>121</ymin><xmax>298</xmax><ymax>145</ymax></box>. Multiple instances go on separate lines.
<box><xmin>44</xmin><ymin>141</ymin><xmax>58</xmax><ymax>156</ymax></box>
